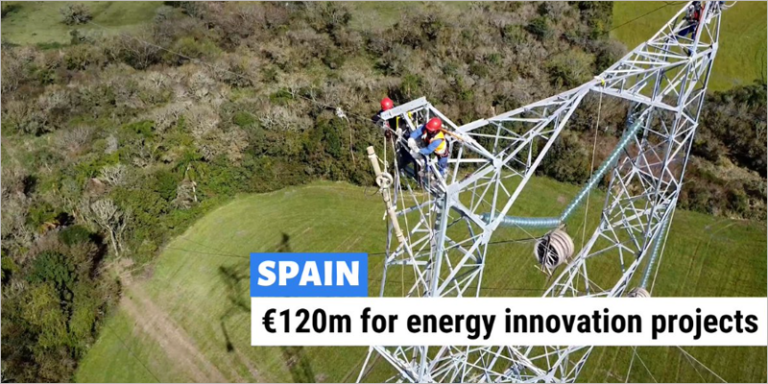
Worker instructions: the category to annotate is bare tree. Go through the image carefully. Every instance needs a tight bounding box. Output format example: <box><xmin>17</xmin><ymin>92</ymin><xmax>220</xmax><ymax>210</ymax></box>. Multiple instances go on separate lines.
<box><xmin>82</xmin><ymin>198</ymin><xmax>128</xmax><ymax>256</ymax></box>
<box><xmin>110</xmin><ymin>33</ymin><xmax>160</xmax><ymax>70</ymax></box>
<box><xmin>105</xmin><ymin>135</ymin><xmax>118</xmax><ymax>154</ymax></box>
<box><xmin>54</xmin><ymin>126</ymin><xmax>93</xmax><ymax>155</ymax></box>
<box><xmin>99</xmin><ymin>164</ymin><xmax>127</xmax><ymax>186</ymax></box>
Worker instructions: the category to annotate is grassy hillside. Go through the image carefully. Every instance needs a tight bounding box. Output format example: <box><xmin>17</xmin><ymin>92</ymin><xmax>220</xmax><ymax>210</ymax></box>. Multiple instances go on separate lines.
<box><xmin>1</xmin><ymin>1</ymin><xmax>163</xmax><ymax>46</ymax></box>
<box><xmin>75</xmin><ymin>180</ymin><xmax>767</xmax><ymax>383</ymax></box>
<box><xmin>611</xmin><ymin>1</ymin><xmax>767</xmax><ymax>92</ymax></box>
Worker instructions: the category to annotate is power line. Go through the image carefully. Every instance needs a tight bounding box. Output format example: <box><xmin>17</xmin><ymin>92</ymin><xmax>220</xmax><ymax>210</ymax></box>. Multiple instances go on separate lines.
<box><xmin>102</xmin><ymin>322</ymin><xmax>162</xmax><ymax>382</ymax></box>
<box><xmin>609</xmin><ymin>2</ymin><xmax>685</xmax><ymax>33</ymax></box>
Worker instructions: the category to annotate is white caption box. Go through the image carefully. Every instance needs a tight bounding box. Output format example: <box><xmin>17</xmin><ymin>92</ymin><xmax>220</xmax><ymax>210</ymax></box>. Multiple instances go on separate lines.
<box><xmin>252</xmin><ymin>297</ymin><xmax>767</xmax><ymax>346</ymax></box>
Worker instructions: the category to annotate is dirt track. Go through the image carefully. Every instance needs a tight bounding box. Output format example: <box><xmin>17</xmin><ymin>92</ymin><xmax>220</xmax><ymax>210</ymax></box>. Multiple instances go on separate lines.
<box><xmin>119</xmin><ymin>269</ymin><xmax>230</xmax><ymax>382</ymax></box>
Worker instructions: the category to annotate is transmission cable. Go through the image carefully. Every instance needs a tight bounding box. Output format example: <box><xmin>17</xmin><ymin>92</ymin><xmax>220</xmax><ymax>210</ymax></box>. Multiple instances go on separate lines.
<box><xmin>101</xmin><ymin>321</ymin><xmax>163</xmax><ymax>382</ymax></box>
<box><xmin>609</xmin><ymin>2</ymin><xmax>685</xmax><ymax>33</ymax></box>
<box><xmin>676</xmin><ymin>347</ymin><xmax>728</xmax><ymax>383</ymax></box>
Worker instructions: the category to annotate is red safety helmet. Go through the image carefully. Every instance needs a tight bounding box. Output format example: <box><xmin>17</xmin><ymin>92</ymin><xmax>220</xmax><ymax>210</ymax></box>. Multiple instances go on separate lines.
<box><xmin>380</xmin><ymin>97</ymin><xmax>394</xmax><ymax>111</ymax></box>
<box><xmin>426</xmin><ymin>117</ymin><xmax>442</xmax><ymax>133</ymax></box>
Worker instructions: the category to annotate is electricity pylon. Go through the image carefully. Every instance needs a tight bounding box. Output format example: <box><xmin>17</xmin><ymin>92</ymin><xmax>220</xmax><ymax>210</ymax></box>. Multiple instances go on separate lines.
<box><xmin>361</xmin><ymin>2</ymin><xmax>727</xmax><ymax>382</ymax></box>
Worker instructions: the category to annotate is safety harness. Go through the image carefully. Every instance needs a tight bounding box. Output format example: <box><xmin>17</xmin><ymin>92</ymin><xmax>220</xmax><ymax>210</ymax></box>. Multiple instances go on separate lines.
<box><xmin>423</xmin><ymin>131</ymin><xmax>448</xmax><ymax>157</ymax></box>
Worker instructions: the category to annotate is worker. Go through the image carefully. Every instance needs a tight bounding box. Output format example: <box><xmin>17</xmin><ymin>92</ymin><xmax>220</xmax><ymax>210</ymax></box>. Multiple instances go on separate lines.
<box><xmin>372</xmin><ymin>97</ymin><xmax>399</xmax><ymax>138</ymax></box>
<box><xmin>408</xmin><ymin>117</ymin><xmax>449</xmax><ymax>177</ymax></box>
<box><xmin>679</xmin><ymin>1</ymin><xmax>703</xmax><ymax>40</ymax></box>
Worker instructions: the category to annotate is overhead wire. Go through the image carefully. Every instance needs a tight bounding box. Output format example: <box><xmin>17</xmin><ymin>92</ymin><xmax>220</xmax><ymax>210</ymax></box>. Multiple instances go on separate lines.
<box><xmin>676</xmin><ymin>347</ymin><xmax>728</xmax><ymax>383</ymax></box>
<box><xmin>630</xmin><ymin>348</ymin><xmax>659</xmax><ymax>383</ymax></box>
<box><xmin>101</xmin><ymin>322</ymin><xmax>162</xmax><ymax>382</ymax></box>
<box><xmin>608</xmin><ymin>2</ymin><xmax>686</xmax><ymax>33</ymax></box>
<box><xmin>624</xmin><ymin>347</ymin><xmax>637</xmax><ymax>383</ymax></box>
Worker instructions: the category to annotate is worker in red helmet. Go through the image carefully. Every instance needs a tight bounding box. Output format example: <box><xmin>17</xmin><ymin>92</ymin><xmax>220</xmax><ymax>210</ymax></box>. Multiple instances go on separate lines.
<box><xmin>381</xmin><ymin>97</ymin><xmax>394</xmax><ymax>111</ymax></box>
<box><xmin>372</xmin><ymin>97</ymin><xmax>399</xmax><ymax>138</ymax></box>
<box><xmin>678</xmin><ymin>2</ymin><xmax>703</xmax><ymax>42</ymax></box>
<box><xmin>408</xmin><ymin>117</ymin><xmax>449</xmax><ymax>177</ymax></box>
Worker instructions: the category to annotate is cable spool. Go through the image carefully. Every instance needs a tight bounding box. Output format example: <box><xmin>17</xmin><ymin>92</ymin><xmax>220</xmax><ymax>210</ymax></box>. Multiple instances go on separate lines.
<box><xmin>627</xmin><ymin>287</ymin><xmax>651</xmax><ymax>298</ymax></box>
<box><xmin>534</xmin><ymin>229</ymin><xmax>574</xmax><ymax>269</ymax></box>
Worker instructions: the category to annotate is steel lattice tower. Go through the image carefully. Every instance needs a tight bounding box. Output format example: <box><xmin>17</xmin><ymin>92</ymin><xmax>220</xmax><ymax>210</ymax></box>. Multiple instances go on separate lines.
<box><xmin>361</xmin><ymin>2</ymin><xmax>727</xmax><ymax>382</ymax></box>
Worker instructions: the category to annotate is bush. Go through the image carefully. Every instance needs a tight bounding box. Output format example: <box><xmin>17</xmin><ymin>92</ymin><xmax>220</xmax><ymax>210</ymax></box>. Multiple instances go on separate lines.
<box><xmin>27</xmin><ymin>202</ymin><xmax>59</xmax><ymax>229</ymax></box>
<box><xmin>546</xmin><ymin>49</ymin><xmax>595</xmax><ymax>88</ymax></box>
<box><xmin>153</xmin><ymin>170</ymin><xmax>179</xmax><ymax>202</ymax></box>
<box><xmin>123</xmin><ymin>120</ymin><xmax>155</xmax><ymax>139</ymax></box>
<box><xmin>3</xmin><ymin>233</ymin><xmax>116</xmax><ymax>382</ymax></box>
<box><xmin>526</xmin><ymin>17</ymin><xmax>551</xmax><ymax>40</ymax></box>
<box><xmin>595</xmin><ymin>40</ymin><xmax>626</xmax><ymax>73</ymax></box>
<box><xmin>469</xmin><ymin>62</ymin><xmax>490</xmax><ymax>78</ymax></box>
<box><xmin>539</xmin><ymin>131</ymin><xmax>591</xmax><ymax>184</ymax></box>
<box><xmin>400</xmin><ymin>73</ymin><xmax>423</xmax><ymax>99</ymax></box>
<box><xmin>318</xmin><ymin>117</ymin><xmax>344</xmax><ymax>159</ymax></box>
<box><xmin>575</xmin><ymin>1</ymin><xmax>613</xmax><ymax>39</ymax></box>
<box><xmin>322</xmin><ymin>47</ymin><xmax>345</xmax><ymax>69</ymax></box>
<box><xmin>215</xmin><ymin>54</ymin><xmax>255</xmax><ymax>88</ymax></box>
<box><xmin>269</xmin><ymin>88</ymin><xmax>294</xmax><ymax>106</ymax></box>
<box><xmin>699</xmin><ymin>81</ymin><xmax>767</xmax><ymax>176</ymax></box>
<box><xmin>60</xmin><ymin>4</ymin><xmax>92</xmax><ymax>26</ymax></box>
<box><xmin>305</xmin><ymin>2</ymin><xmax>352</xmax><ymax>34</ymax></box>
<box><xmin>64</xmin><ymin>44</ymin><xmax>103</xmax><ymax>70</ymax></box>
<box><xmin>169</xmin><ymin>36</ymin><xmax>221</xmax><ymax>63</ymax></box>
<box><xmin>107</xmin><ymin>33</ymin><xmax>162</xmax><ymax>70</ymax></box>
<box><xmin>59</xmin><ymin>225</ymin><xmax>93</xmax><ymax>246</ymax></box>
<box><xmin>233</xmin><ymin>111</ymin><xmax>257</xmax><ymax>128</ymax></box>
<box><xmin>68</xmin><ymin>29</ymin><xmax>95</xmax><ymax>46</ymax></box>
<box><xmin>1</xmin><ymin>252</ymin><xmax>19</xmax><ymax>282</ymax></box>
<box><xmin>28</xmin><ymin>251</ymin><xmax>76</xmax><ymax>301</ymax></box>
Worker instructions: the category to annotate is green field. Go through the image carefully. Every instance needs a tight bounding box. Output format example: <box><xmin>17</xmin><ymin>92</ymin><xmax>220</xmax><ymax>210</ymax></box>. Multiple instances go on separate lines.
<box><xmin>75</xmin><ymin>180</ymin><xmax>767</xmax><ymax>383</ymax></box>
<box><xmin>1</xmin><ymin>1</ymin><xmax>162</xmax><ymax>46</ymax></box>
<box><xmin>0</xmin><ymin>1</ymin><xmax>472</xmax><ymax>45</ymax></box>
<box><xmin>612</xmin><ymin>1</ymin><xmax>767</xmax><ymax>92</ymax></box>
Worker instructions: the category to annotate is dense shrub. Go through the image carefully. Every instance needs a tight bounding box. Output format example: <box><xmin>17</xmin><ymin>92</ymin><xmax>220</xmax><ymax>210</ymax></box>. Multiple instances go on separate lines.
<box><xmin>2</xmin><ymin>234</ymin><xmax>117</xmax><ymax>382</ymax></box>
<box><xmin>547</xmin><ymin>49</ymin><xmax>595</xmax><ymax>88</ymax></box>
<box><xmin>59</xmin><ymin>4</ymin><xmax>92</xmax><ymax>26</ymax></box>
<box><xmin>59</xmin><ymin>225</ymin><xmax>93</xmax><ymax>246</ymax></box>
<box><xmin>539</xmin><ymin>131</ymin><xmax>591</xmax><ymax>184</ymax></box>
<box><xmin>697</xmin><ymin>81</ymin><xmax>767</xmax><ymax>176</ymax></box>
<box><xmin>170</xmin><ymin>36</ymin><xmax>221</xmax><ymax>63</ymax></box>
<box><xmin>526</xmin><ymin>17</ymin><xmax>552</xmax><ymax>40</ymax></box>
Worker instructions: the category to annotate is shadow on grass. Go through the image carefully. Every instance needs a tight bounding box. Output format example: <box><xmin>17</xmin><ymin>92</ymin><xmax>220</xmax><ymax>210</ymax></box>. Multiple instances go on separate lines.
<box><xmin>217</xmin><ymin>232</ymin><xmax>294</xmax><ymax>354</ymax></box>
<box><xmin>1</xmin><ymin>4</ymin><xmax>20</xmax><ymax>19</ymax></box>
<box><xmin>218</xmin><ymin>261</ymin><xmax>250</xmax><ymax>353</ymax></box>
<box><xmin>215</xmin><ymin>232</ymin><xmax>317</xmax><ymax>381</ymax></box>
